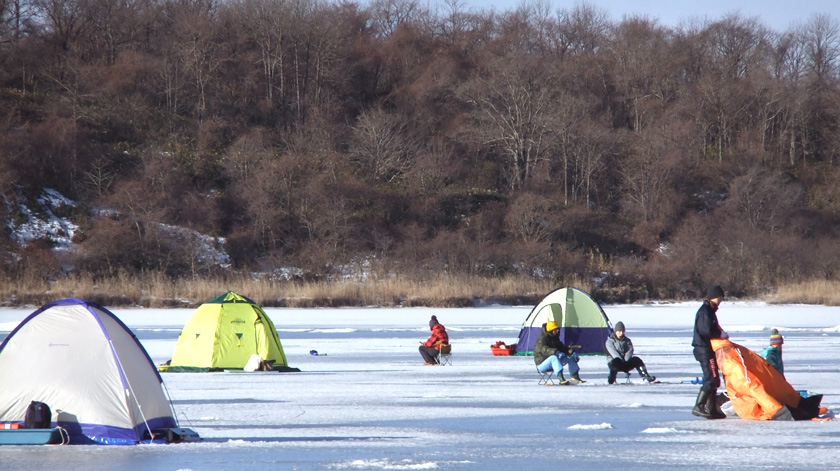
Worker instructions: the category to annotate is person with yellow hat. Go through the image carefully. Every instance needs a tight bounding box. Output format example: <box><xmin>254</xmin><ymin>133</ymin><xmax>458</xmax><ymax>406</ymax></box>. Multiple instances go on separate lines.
<box><xmin>534</xmin><ymin>321</ymin><xmax>584</xmax><ymax>385</ymax></box>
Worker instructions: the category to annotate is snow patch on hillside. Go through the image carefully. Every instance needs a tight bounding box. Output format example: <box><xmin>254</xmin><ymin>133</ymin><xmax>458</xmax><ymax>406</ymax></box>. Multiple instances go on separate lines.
<box><xmin>7</xmin><ymin>188</ymin><xmax>79</xmax><ymax>250</ymax></box>
<box><xmin>7</xmin><ymin>189</ymin><xmax>231</xmax><ymax>269</ymax></box>
<box><xmin>155</xmin><ymin>222</ymin><xmax>231</xmax><ymax>268</ymax></box>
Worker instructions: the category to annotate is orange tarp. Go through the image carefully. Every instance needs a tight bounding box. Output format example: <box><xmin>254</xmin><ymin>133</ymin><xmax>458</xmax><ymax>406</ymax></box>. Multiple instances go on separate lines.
<box><xmin>711</xmin><ymin>338</ymin><xmax>801</xmax><ymax>420</ymax></box>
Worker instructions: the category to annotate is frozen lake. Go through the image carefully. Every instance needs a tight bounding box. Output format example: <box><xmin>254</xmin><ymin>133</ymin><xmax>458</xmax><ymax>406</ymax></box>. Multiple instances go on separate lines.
<box><xmin>1</xmin><ymin>302</ymin><xmax>839</xmax><ymax>470</ymax></box>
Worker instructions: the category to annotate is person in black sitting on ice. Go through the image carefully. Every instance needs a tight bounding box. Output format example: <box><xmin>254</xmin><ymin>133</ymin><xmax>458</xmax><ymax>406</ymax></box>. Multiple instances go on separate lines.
<box><xmin>605</xmin><ymin>321</ymin><xmax>655</xmax><ymax>384</ymax></box>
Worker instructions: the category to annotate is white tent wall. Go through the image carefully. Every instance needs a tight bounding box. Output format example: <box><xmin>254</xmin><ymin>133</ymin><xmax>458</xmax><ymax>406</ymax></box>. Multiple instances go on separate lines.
<box><xmin>0</xmin><ymin>305</ymin><xmax>130</xmax><ymax>429</ymax></box>
<box><xmin>97</xmin><ymin>308</ymin><xmax>175</xmax><ymax>429</ymax></box>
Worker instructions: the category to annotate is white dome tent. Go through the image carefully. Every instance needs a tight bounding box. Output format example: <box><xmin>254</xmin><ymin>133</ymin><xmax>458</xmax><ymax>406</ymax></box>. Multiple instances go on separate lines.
<box><xmin>0</xmin><ymin>298</ymin><xmax>197</xmax><ymax>444</ymax></box>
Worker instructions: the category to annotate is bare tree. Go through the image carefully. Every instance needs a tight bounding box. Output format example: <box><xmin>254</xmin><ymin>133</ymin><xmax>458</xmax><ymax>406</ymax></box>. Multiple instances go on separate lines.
<box><xmin>76</xmin><ymin>0</ymin><xmax>144</xmax><ymax>64</ymax></box>
<box><xmin>706</xmin><ymin>14</ymin><xmax>769</xmax><ymax>80</ymax></box>
<box><xmin>573</xmin><ymin>120</ymin><xmax>616</xmax><ymax>209</ymax></box>
<box><xmin>802</xmin><ymin>14</ymin><xmax>840</xmax><ymax>83</ymax></box>
<box><xmin>235</xmin><ymin>151</ymin><xmax>308</xmax><ymax>252</ymax></box>
<box><xmin>685</xmin><ymin>15</ymin><xmax>770</xmax><ymax>162</ymax></box>
<box><xmin>232</xmin><ymin>0</ymin><xmax>288</xmax><ymax>109</ymax></box>
<box><xmin>549</xmin><ymin>92</ymin><xmax>590</xmax><ymax>206</ymax></box>
<box><xmin>505</xmin><ymin>192</ymin><xmax>553</xmax><ymax>243</ymax></box>
<box><xmin>435</xmin><ymin>0</ymin><xmax>469</xmax><ymax>43</ymax></box>
<box><xmin>608</xmin><ymin>16</ymin><xmax>674</xmax><ymax>131</ymax></box>
<box><xmin>724</xmin><ymin>166</ymin><xmax>803</xmax><ymax>235</ymax></box>
<box><xmin>82</xmin><ymin>156</ymin><xmax>117</xmax><ymax>197</ymax></box>
<box><xmin>265</xmin><ymin>0</ymin><xmax>353</xmax><ymax>126</ymax></box>
<box><xmin>367</xmin><ymin>0</ymin><xmax>420</xmax><ymax>38</ymax></box>
<box><xmin>800</xmin><ymin>14</ymin><xmax>840</xmax><ymax>165</ymax></box>
<box><xmin>620</xmin><ymin>128</ymin><xmax>683</xmax><ymax>223</ymax></box>
<box><xmin>223</xmin><ymin>128</ymin><xmax>272</xmax><ymax>181</ymax></box>
<box><xmin>458</xmin><ymin>58</ymin><xmax>561</xmax><ymax>190</ymax></box>
<box><xmin>406</xmin><ymin>138</ymin><xmax>455</xmax><ymax>196</ymax></box>
<box><xmin>0</xmin><ymin>0</ymin><xmax>35</xmax><ymax>42</ymax></box>
<box><xmin>176</xmin><ymin>16</ymin><xmax>224</xmax><ymax>122</ymax></box>
<box><xmin>555</xmin><ymin>1</ymin><xmax>610</xmax><ymax>56</ymax></box>
<box><xmin>32</xmin><ymin>0</ymin><xmax>86</xmax><ymax>50</ymax></box>
<box><xmin>350</xmin><ymin>107</ymin><xmax>418</xmax><ymax>183</ymax></box>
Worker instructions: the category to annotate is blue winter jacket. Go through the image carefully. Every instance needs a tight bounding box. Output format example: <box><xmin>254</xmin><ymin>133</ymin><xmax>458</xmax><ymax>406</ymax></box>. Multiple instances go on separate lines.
<box><xmin>760</xmin><ymin>345</ymin><xmax>784</xmax><ymax>377</ymax></box>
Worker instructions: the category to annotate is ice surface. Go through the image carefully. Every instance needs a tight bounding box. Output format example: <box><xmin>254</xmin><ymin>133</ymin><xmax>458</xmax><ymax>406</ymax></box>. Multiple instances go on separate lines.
<box><xmin>0</xmin><ymin>302</ymin><xmax>839</xmax><ymax>470</ymax></box>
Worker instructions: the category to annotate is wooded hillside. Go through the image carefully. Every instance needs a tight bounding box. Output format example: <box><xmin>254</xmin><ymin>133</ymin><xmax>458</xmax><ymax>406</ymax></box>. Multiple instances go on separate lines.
<box><xmin>1</xmin><ymin>0</ymin><xmax>839</xmax><ymax>301</ymax></box>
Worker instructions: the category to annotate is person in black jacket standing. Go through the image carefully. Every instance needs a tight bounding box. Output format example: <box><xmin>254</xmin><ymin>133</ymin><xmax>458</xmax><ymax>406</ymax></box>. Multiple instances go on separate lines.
<box><xmin>691</xmin><ymin>285</ymin><xmax>728</xmax><ymax>419</ymax></box>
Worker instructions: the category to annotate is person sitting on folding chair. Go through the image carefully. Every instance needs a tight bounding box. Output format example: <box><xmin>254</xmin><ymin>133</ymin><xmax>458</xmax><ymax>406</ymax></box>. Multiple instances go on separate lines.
<box><xmin>534</xmin><ymin>321</ymin><xmax>584</xmax><ymax>384</ymax></box>
<box><xmin>605</xmin><ymin>321</ymin><xmax>655</xmax><ymax>384</ymax></box>
<box><xmin>419</xmin><ymin>315</ymin><xmax>449</xmax><ymax>365</ymax></box>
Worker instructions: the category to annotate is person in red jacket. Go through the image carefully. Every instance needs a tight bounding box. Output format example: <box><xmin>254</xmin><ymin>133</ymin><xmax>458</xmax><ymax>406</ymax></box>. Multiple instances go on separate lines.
<box><xmin>419</xmin><ymin>315</ymin><xmax>449</xmax><ymax>365</ymax></box>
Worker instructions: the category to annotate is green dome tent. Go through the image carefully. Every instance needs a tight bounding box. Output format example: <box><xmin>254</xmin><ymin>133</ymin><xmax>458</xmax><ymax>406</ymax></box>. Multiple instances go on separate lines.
<box><xmin>167</xmin><ymin>292</ymin><xmax>296</xmax><ymax>372</ymax></box>
<box><xmin>516</xmin><ymin>287</ymin><xmax>612</xmax><ymax>356</ymax></box>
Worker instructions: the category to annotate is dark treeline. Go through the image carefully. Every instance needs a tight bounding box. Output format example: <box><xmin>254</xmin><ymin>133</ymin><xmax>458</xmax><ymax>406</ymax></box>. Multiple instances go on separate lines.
<box><xmin>1</xmin><ymin>0</ymin><xmax>839</xmax><ymax>300</ymax></box>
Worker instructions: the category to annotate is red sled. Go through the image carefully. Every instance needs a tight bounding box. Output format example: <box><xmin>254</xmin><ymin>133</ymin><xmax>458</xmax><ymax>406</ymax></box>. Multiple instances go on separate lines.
<box><xmin>491</xmin><ymin>341</ymin><xmax>516</xmax><ymax>356</ymax></box>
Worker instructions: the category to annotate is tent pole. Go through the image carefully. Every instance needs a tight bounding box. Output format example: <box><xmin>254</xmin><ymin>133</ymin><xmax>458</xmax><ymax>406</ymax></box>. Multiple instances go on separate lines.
<box><xmin>109</xmin><ymin>340</ymin><xmax>154</xmax><ymax>441</ymax></box>
<box><xmin>161</xmin><ymin>380</ymin><xmax>187</xmax><ymax>428</ymax></box>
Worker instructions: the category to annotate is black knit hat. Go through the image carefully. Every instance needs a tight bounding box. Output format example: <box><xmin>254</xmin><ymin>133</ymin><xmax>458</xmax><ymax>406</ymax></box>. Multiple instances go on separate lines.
<box><xmin>706</xmin><ymin>285</ymin><xmax>725</xmax><ymax>299</ymax></box>
<box><xmin>614</xmin><ymin>321</ymin><xmax>625</xmax><ymax>332</ymax></box>
<box><xmin>429</xmin><ymin>315</ymin><xmax>439</xmax><ymax>328</ymax></box>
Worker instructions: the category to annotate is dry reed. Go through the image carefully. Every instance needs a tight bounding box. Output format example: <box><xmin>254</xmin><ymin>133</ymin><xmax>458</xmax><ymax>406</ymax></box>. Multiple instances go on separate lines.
<box><xmin>0</xmin><ymin>272</ymin><xmax>579</xmax><ymax>308</ymax></box>
<box><xmin>4</xmin><ymin>272</ymin><xmax>831</xmax><ymax>308</ymax></box>
<box><xmin>767</xmin><ymin>279</ymin><xmax>840</xmax><ymax>306</ymax></box>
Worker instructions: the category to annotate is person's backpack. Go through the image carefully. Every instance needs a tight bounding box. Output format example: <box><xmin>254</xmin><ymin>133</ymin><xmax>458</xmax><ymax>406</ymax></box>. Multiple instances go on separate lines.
<box><xmin>23</xmin><ymin>401</ymin><xmax>51</xmax><ymax>429</ymax></box>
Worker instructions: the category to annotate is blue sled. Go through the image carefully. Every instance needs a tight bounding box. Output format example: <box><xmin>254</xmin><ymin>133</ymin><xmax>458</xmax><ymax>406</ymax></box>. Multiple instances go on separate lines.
<box><xmin>0</xmin><ymin>427</ymin><xmax>68</xmax><ymax>445</ymax></box>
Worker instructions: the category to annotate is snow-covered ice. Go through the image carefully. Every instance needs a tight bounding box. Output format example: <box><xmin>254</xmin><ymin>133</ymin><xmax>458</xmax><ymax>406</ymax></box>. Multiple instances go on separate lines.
<box><xmin>1</xmin><ymin>301</ymin><xmax>839</xmax><ymax>470</ymax></box>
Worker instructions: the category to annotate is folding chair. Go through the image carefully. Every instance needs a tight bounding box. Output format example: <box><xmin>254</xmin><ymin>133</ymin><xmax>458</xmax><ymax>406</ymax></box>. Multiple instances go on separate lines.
<box><xmin>537</xmin><ymin>367</ymin><xmax>554</xmax><ymax>385</ymax></box>
<box><xmin>437</xmin><ymin>344</ymin><xmax>452</xmax><ymax>366</ymax></box>
<box><xmin>608</xmin><ymin>360</ymin><xmax>633</xmax><ymax>384</ymax></box>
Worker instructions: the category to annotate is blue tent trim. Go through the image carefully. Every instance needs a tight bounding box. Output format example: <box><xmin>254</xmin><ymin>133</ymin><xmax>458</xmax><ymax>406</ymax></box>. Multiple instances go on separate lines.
<box><xmin>57</xmin><ymin>417</ymin><xmax>178</xmax><ymax>445</ymax></box>
<box><xmin>516</xmin><ymin>326</ymin><xmax>612</xmax><ymax>355</ymax></box>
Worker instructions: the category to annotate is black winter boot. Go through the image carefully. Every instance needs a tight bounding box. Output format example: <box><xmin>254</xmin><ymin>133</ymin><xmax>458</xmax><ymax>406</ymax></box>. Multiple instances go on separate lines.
<box><xmin>692</xmin><ymin>389</ymin><xmax>711</xmax><ymax>418</ymax></box>
<box><xmin>637</xmin><ymin>367</ymin><xmax>655</xmax><ymax>382</ymax></box>
<box><xmin>707</xmin><ymin>392</ymin><xmax>727</xmax><ymax>419</ymax></box>
<box><xmin>607</xmin><ymin>369</ymin><xmax>617</xmax><ymax>384</ymax></box>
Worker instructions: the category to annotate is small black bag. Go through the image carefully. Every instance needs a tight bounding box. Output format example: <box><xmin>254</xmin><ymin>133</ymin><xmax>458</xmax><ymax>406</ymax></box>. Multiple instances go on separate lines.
<box><xmin>23</xmin><ymin>401</ymin><xmax>51</xmax><ymax>429</ymax></box>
